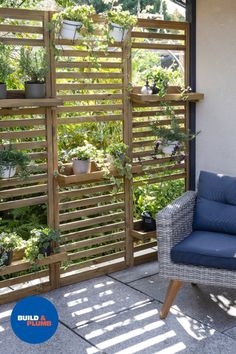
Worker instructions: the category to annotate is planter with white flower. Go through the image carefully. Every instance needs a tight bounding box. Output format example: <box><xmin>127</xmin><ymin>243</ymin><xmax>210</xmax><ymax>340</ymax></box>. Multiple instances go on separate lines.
<box><xmin>68</xmin><ymin>144</ymin><xmax>97</xmax><ymax>175</ymax></box>
<box><xmin>0</xmin><ymin>145</ymin><xmax>30</xmax><ymax>179</ymax></box>
<box><xmin>152</xmin><ymin>105</ymin><xmax>200</xmax><ymax>161</ymax></box>
<box><xmin>51</xmin><ymin>5</ymin><xmax>95</xmax><ymax>40</ymax></box>
<box><xmin>106</xmin><ymin>10</ymin><xmax>137</xmax><ymax>42</ymax></box>
<box><xmin>19</xmin><ymin>47</ymin><xmax>48</xmax><ymax>99</ymax></box>
<box><xmin>0</xmin><ymin>232</ymin><xmax>24</xmax><ymax>267</ymax></box>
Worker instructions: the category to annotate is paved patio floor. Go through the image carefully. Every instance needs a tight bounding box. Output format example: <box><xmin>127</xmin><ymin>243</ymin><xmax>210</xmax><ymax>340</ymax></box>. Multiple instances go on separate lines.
<box><xmin>1</xmin><ymin>261</ymin><xmax>236</xmax><ymax>353</ymax></box>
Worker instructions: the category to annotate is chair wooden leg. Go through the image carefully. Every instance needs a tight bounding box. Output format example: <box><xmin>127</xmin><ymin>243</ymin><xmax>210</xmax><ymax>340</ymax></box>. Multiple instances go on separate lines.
<box><xmin>160</xmin><ymin>280</ymin><xmax>183</xmax><ymax>319</ymax></box>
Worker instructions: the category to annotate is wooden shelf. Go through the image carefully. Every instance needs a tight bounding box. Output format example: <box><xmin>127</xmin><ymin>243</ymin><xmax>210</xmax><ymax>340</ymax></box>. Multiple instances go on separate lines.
<box><xmin>132</xmin><ymin>221</ymin><xmax>156</xmax><ymax>242</ymax></box>
<box><xmin>0</xmin><ymin>98</ymin><xmax>63</xmax><ymax>109</ymax></box>
<box><xmin>0</xmin><ymin>252</ymin><xmax>68</xmax><ymax>277</ymax></box>
<box><xmin>130</xmin><ymin>92</ymin><xmax>204</xmax><ymax>104</ymax></box>
<box><xmin>57</xmin><ymin>163</ymin><xmax>142</xmax><ymax>187</ymax></box>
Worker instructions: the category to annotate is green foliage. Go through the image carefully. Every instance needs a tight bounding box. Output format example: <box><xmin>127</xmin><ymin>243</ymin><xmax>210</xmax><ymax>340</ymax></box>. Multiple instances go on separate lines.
<box><xmin>0</xmin><ymin>145</ymin><xmax>31</xmax><ymax>178</ymax></box>
<box><xmin>51</xmin><ymin>5</ymin><xmax>96</xmax><ymax>36</ymax></box>
<box><xmin>107</xmin><ymin>142</ymin><xmax>128</xmax><ymax>158</ymax></box>
<box><xmin>19</xmin><ymin>47</ymin><xmax>48</xmax><ymax>83</ymax></box>
<box><xmin>25</xmin><ymin>228</ymin><xmax>60</xmax><ymax>263</ymax></box>
<box><xmin>0</xmin><ymin>231</ymin><xmax>24</xmax><ymax>251</ymax></box>
<box><xmin>134</xmin><ymin>179</ymin><xmax>185</xmax><ymax>219</ymax></box>
<box><xmin>107</xmin><ymin>10</ymin><xmax>137</xmax><ymax>29</ymax></box>
<box><xmin>0</xmin><ymin>45</ymin><xmax>13</xmax><ymax>83</ymax></box>
<box><xmin>152</xmin><ymin>104</ymin><xmax>200</xmax><ymax>144</ymax></box>
<box><xmin>67</xmin><ymin>143</ymin><xmax>96</xmax><ymax>161</ymax></box>
<box><xmin>106</xmin><ymin>143</ymin><xmax>132</xmax><ymax>187</ymax></box>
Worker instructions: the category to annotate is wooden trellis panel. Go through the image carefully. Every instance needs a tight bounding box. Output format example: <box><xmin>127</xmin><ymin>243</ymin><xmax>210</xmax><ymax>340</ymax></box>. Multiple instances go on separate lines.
<box><xmin>0</xmin><ymin>9</ymin><xmax>193</xmax><ymax>303</ymax></box>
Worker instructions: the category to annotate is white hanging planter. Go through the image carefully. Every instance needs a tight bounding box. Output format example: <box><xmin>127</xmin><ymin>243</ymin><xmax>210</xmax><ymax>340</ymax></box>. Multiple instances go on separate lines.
<box><xmin>60</xmin><ymin>20</ymin><xmax>83</xmax><ymax>40</ymax></box>
<box><xmin>0</xmin><ymin>165</ymin><xmax>16</xmax><ymax>179</ymax></box>
<box><xmin>109</xmin><ymin>23</ymin><xmax>128</xmax><ymax>42</ymax></box>
<box><xmin>72</xmin><ymin>159</ymin><xmax>91</xmax><ymax>174</ymax></box>
<box><xmin>160</xmin><ymin>141</ymin><xmax>179</xmax><ymax>155</ymax></box>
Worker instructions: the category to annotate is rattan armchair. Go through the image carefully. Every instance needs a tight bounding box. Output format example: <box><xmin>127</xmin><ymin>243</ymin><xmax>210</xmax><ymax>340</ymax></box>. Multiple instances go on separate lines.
<box><xmin>156</xmin><ymin>190</ymin><xmax>236</xmax><ymax>319</ymax></box>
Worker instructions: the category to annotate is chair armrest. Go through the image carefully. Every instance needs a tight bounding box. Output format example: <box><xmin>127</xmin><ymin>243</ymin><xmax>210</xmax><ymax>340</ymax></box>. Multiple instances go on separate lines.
<box><xmin>156</xmin><ymin>191</ymin><xmax>197</xmax><ymax>253</ymax></box>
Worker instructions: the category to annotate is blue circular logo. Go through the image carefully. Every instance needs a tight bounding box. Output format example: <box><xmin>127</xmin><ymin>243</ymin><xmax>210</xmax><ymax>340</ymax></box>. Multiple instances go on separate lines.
<box><xmin>11</xmin><ymin>295</ymin><xmax>58</xmax><ymax>344</ymax></box>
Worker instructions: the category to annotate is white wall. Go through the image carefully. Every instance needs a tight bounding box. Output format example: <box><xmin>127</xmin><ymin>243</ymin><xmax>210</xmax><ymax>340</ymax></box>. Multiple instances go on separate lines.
<box><xmin>196</xmin><ymin>0</ymin><xmax>236</xmax><ymax>181</ymax></box>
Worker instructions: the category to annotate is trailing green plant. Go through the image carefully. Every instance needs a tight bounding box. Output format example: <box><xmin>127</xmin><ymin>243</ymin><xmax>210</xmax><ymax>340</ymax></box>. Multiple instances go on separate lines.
<box><xmin>51</xmin><ymin>5</ymin><xmax>96</xmax><ymax>37</ymax></box>
<box><xmin>152</xmin><ymin>104</ymin><xmax>200</xmax><ymax>145</ymax></box>
<box><xmin>106</xmin><ymin>9</ymin><xmax>137</xmax><ymax>29</ymax></box>
<box><xmin>0</xmin><ymin>145</ymin><xmax>31</xmax><ymax>178</ymax></box>
<box><xmin>25</xmin><ymin>228</ymin><xmax>60</xmax><ymax>263</ymax></box>
<box><xmin>0</xmin><ymin>44</ymin><xmax>13</xmax><ymax>83</ymax></box>
<box><xmin>134</xmin><ymin>179</ymin><xmax>185</xmax><ymax>219</ymax></box>
<box><xmin>19</xmin><ymin>47</ymin><xmax>48</xmax><ymax>83</ymax></box>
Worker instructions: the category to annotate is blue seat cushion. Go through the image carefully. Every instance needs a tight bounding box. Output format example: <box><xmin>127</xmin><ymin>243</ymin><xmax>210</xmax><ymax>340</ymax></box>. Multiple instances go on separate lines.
<box><xmin>198</xmin><ymin>170</ymin><xmax>236</xmax><ymax>205</ymax></box>
<box><xmin>171</xmin><ymin>230</ymin><xmax>236</xmax><ymax>270</ymax></box>
<box><xmin>193</xmin><ymin>197</ymin><xmax>236</xmax><ymax>235</ymax></box>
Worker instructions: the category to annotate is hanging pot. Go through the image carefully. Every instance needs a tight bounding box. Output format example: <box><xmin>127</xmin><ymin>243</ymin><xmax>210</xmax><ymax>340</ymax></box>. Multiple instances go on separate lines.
<box><xmin>60</xmin><ymin>20</ymin><xmax>82</xmax><ymax>40</ymax></box>
<box><xmin>0</xmin><ymin>83</ymin><xmax>7</xmax><ymax>99</ymax></box>
<box><xmin>25</xmin><ymin>81</ymin><xmax>46</xmax><ymax>99</ymax></box>
<box><xmin>73</xmin><ymin>159</ymin><xmax>91</xmax><ymax>174</ymax></box>
<box><xmin>141</xmin><ymin>211</ymin><xmax>156</xmax><ymax>232</ymax></box>
<box><xmin>0</xmin><ymin>250</ymin><xmax>13</xmax><ymax>266</ymax></box>
<box><xmin>109</xmin><ymin>23</ymin><xmax>128</xmax><ymax>42</ymax></box>
<box><xmin>0</xmin><ymin>165</ymin><xmax>16</xmax><ymax>179</ymax></box>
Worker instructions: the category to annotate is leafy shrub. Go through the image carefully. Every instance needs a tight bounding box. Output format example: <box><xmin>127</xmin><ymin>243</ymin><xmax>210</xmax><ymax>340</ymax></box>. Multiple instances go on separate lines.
<box><xmin>19</xmin><ymin>47</ymin><xmax>48</xmax><ymax>83</ymax></box>
<box><xmin>0</xmin><ymin>44</ymin><xmax>13</xmax><ymax>83</ymax></box>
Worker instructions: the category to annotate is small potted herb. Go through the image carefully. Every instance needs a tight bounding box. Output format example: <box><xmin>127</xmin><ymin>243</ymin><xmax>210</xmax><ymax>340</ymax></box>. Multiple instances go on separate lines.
<box><xmin>68</xmin><ymin>144</ymin><xmax>96</xmax><ymax>175</ymax></box>
<box><xmin>19</xmin><ymin>47</ymin><xmax>48</xmax><ymax>98</ymax></box>
<box><xmin>25</xmin><ymin>228</ymin><xmax>60</xmax><ymax>263</ymax></box>
<box><xmin>0</xmin><ymin>232</ymin><xmax>24</xmax><ymax>267</ymax></box>
<box><xmin>107</xmin><ymin>142</ymin><xmax>132</xmax><ymax>180</ymax></box>
<box><xmin>0</xmin><ymin>145</ymin><xmax>30</xmax><ymax>179</ymax></box>
<box><xmin>152</xmin><ymin>105</ymin><xmax>200</xmax><ymax>157</ymax></box>
<box><xmin>0</xmin><ymin>45</ymin><xmax>13</xmax><ymax>99</ymax></box>
<box><xmin>51</xmin><ymin>5</ymin><xmax>96</xmax><ymax>40</ymax></box>
<box><xmin>106</xmin><ymin>10</ymin><xmax>137</xmax><ymax>42</ymax></box>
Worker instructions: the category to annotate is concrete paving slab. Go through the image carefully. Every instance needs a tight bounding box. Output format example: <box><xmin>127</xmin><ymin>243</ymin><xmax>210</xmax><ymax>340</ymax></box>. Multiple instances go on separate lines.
<box><xmin>44</xmin><ymin>275</ymin><xmax>151</xmax><ymax>329</ymax></box>
<box><xmin>110</xmin><ymin>262</ymin><xmax>159</xmax><ymax>284</ymax></box>
<box><xmin>130</xmin><ymin>274</ymin><xmax>236</xmax><ymax>332</ymax></box>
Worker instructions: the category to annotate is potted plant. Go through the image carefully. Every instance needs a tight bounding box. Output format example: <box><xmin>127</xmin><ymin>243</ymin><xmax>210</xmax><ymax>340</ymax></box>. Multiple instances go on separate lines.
<box><xmin>106</xmin><ymin>142</ymin><xmax>132</xmax><ymax>182</ymax></box>
<box><xmin>19</xmin><ymin>47</ymin><xmax>48</xmax><ymax>98</ymax></box>
<box><xmin>0</xmin><ymin>45</ymin><xmax>13</xmax><ymax>99</ymax></box>
<box><xmin>106</xmin><ymin>10</ymin><xmax>137</xmax><ymax>42</ymax></box>
<box><xmin>0</xmin><ymin>145</ymin><xmax>30</xmax><ymax>179</ymax></box>
<box><xmin>68</xmin><ymin>144</ymin><xmax>96</xmax><ymax>175</ymax></box>
<box><xmin>25</xmin><ymin>227</ymin><xmax>60</xmax><ymax>263</ymax></box>
<box><xmin>51</xmin><ymin>5</ymin><xmax>96</xmax><ymax>40</ymax></box>
<box><xmin>0</xmin><ymin>232</ymin><xmax>24</xmax><ymax>267</ymax></box>
<box><xmin>152</xmin><ymin>105</ymin><xmax>200</xmax><ymax>157</ymax></box>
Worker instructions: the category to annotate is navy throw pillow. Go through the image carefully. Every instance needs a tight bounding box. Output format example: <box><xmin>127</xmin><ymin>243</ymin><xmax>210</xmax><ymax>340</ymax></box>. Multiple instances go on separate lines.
<box><xmin>198</xmin><ymin>171</ymin><xmax>236</xmax><ymax>205</ymax></box>
<box><xmin>193</xmin><ymin>197</ymin><xmax>236</xmax><ymax>235</ymax></box>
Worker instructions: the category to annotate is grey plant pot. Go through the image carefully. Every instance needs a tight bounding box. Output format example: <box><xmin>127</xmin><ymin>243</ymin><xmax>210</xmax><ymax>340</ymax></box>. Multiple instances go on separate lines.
<box><xmin>0</xmin><ymin>83</ymin><xmax>7</xmax><ymax>99</ymax></box>
<box><xmin>73</xmin><ymin>159</ymin><xmax>91</xmax><ymax>174</ymax></box>
<box><xmin>25</xmin><ymin>81</ymin><xmax>46</xmax><ymax>99</ymax></box>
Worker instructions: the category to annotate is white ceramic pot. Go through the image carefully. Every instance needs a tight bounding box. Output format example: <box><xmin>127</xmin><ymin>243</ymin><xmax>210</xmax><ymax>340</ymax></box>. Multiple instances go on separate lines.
<box><xmin>109</xmin><ymin>23</ymin><xmax>128</xmax><ymax>42</ymax></box>
<box><xmin>60</xmin><ymin>20</ymin><xmax>82</xmax><ymax>40</ymax></box>
<box><xmin>72</xmin><ymin>159</ymin><xmax>91</xmax><ymax>174</ymax></box>
<box><xmin>161</xmin><ymin>141</ymin><xmax>178</xmax><ymax>155</ymax></box>
<box><xmin>0</xmin><ymin>165</ymin><xmax>16</xmax><ymax>179</ymax></box>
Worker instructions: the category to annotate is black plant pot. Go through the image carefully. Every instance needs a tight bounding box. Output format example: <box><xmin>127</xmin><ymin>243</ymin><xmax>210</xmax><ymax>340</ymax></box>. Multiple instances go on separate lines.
<box><xmin>25</xmin><ymin>81</ymin><xmax>46</xmax><ymax>99</ymax></box>
<box><xmin>0</xmin><ymin>250</ymin><xmax>13</xmax><ymax>266</ymax></box>
<box><xmin>39</xmin><ymin>245</ymin><xmax>52</xmax><ymax>257</ymax></box>
<box><xmin>141</xmin><ymin>211</ymin><xmax>156</xmax><ymax>232</ymax></box>
<box><xmin>0</xmin><ymin>83</ymin><xmax>7</xmax><ymax>99</ymax></box>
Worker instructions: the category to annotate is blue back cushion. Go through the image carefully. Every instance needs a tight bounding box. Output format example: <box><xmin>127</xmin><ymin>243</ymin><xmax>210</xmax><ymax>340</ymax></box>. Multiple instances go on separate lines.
<box><xmin>194</xmin><ymin>171</ymin><xmax>236</xmax><ymax>234</ymax></box>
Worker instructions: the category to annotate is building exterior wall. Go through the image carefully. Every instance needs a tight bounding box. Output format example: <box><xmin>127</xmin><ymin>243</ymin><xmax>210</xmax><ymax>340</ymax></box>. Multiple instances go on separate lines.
<box><xmin>196</xmin><ymin>0</ymin><xmax>236</xmax><ymax>181</ymax></box>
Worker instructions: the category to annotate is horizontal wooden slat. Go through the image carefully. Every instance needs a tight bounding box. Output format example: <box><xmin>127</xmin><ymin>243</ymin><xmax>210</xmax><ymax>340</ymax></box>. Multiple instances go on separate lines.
<box><xmin>56</xmin><ymin>61</ymin><xmax>122</xmax><ymax>69</ymax></box>
<box><xmin>136</xmin><ymin>18</ymin><xmax>187</xmax><ymax>30</ymax></box>
<box><xmin>0</xmin><ymin>184</ymin><xmax>47</xmax><ymax>199</ymax></box>
<box><xmin>0</xmin><ymin>24</ymin><xmax>43</xmax><ymax>34</ymax></box>
<box><xmin>59</xmin><ymin>183</ymin><xmax>116</xmax><ymax>200</ymax></box>
<box><xmin>132</xmin><ymin>42</ymin><xmax>185</xmax><ymax>50</ymax></box>
<box><xmin>0</xmin><ymin>195</ymin><xmax>47</xmax><ymax>211</ymax></box>
<box><xmin>58</xmin><ymin>114</ymin><xmax>123</xmax><ymax>124</ymax></box>
<box><xmin>0</xmin><ymin>129</ymin><xmax>46</xmax><ymax>139</ymax></box>
<box><xmin>0</xmin><ymin>8</ymin><xmax>44</xmax><ymax>20</ymax></box>
<box><xmin>58</xmin><ymin>93</ymin><xmax>122</xmax><ymax>102</ymax></box>
<box><xmin>61</xmin><ymin>221</ymin><xmax>125</xmax><ymax>242</ymax></box>
<box><xmin>0</xmin><ymin>98</ymin><xmax>62</xmax><ymax>108</ymax></box>
<box><xmin>4</xmin><ymin>141</ymin><xmax>47</xmax><ymax>150</ymax></box>
<box><xmin>134</xmin><ymin>173</ymin><xmax>186</xmax><ymax>186</ymax></box>
<box><xmin>0</xmin><ymin>173</ymin><xmax>47</xmax><ymax>188</ymax></box>
<box><xmin>56</xmin><ymin>72</ymin><xmax>123</xmax><ymax>79</ymax></box>
<box><xmin>0</xmin><ymin>37</ymin><xmax>44</xmax><ymax>46</ymax></box>
<box><xmin>59</xmin><ymin>202</ymin><xmax>124</xmax><ymax>222</ymax></box>
<box><xmin>0</xmin><ymin>118</ymin><xmax>45</xmax><ymax>127</ymax></box>
<box><xmin>57</xmin><ymin>50</ymin><xmax>122</xmax><ymax>58</ymax></box>
<box><xmin>68</xmin><ymin>241</ymin><xmax>125</xmax><ymax>261</ymax></box>
<box><xmin>0</xmin><ymin>107</ymin><xmax>45</xmax><ymax>116</ymax></box>
<box><xmin>0</xmin><ymin>270</ymin><xmax>48</xmax><ymax>288</ymax></box>
<box><xmin>131</xmin><ymin>31</ymin><xmax>185</xmax><ymax>40</ymax></box>
<box><xmin>57</xmin><ymin>104</ymin><xmax>122</xmax><ymax>113</ymax></box>
<box><xmin>56</xmin><ymin>83</ymin><xmax>122</xmax><ymax>91</ymax></box>
<box><xmin>60</xmin><ymin>211</ymin><xmax>124</xmax><ymax>232</ymax></box>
